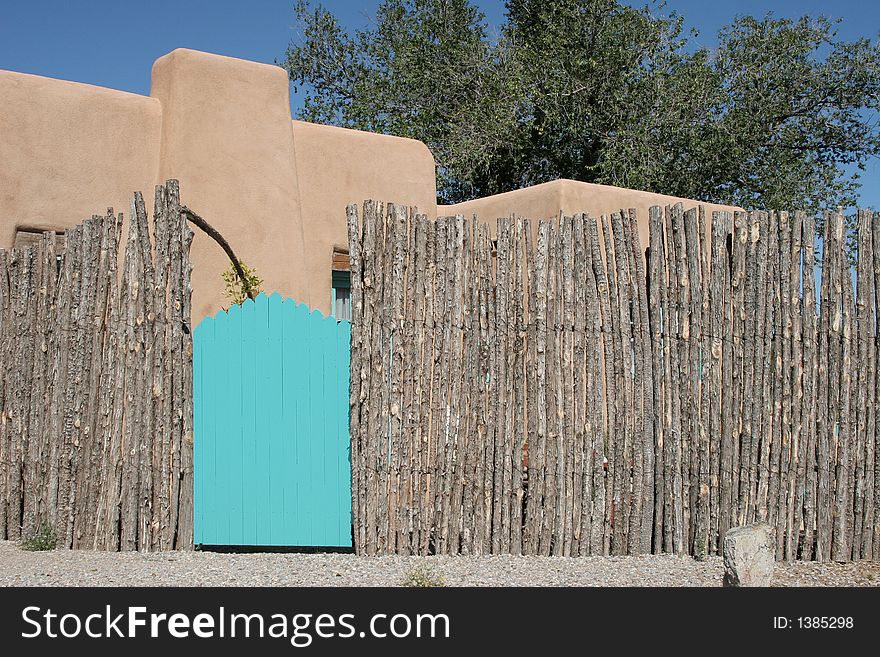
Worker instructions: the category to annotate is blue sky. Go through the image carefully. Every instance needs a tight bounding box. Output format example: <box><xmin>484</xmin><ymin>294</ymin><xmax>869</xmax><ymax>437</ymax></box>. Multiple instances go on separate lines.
<box><xmin>1</xmin><ymin>1</ymin><xmax>878</xmax><ymax>207</ymax></box>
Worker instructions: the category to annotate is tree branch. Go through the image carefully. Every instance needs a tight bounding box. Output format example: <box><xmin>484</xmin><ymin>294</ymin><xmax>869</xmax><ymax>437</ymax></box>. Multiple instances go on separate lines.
<box><xmin>180</xmin><ymin>206</ymin><xmax>257</xmax><ymax>301</ymax></box>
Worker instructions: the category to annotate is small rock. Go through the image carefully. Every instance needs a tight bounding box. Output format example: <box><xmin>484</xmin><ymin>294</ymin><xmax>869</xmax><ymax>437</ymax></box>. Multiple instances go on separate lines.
<box><xmin>723</xmin><ymin>522</ymin><xmax>774</xmax><ymax>587</ymax></box>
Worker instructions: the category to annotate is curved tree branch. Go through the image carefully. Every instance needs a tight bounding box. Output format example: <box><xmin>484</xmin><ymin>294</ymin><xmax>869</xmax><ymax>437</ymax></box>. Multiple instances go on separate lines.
<box><xmin>180</xmin><ymin>205</ymin><xmax>257</xmax><ymax>301</ymax></box>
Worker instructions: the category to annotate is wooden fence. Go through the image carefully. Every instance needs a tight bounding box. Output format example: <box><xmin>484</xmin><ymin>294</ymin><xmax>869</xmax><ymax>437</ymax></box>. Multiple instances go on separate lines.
<box><xmin>0</xmin><ymin>180</ymin><xmax>194</xmax><ymax>550</ymax></box>
<box><xmin>347</xmin><ymin>201</ymin><xmax>880</xmax><ymax>561</ymax></box>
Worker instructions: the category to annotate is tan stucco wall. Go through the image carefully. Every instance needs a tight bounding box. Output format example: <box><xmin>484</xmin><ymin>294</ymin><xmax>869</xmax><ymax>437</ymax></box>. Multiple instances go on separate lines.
<box><xmin>150</xmin><ymin>49</ymin><xmax>309</xmax><ymax>321</ymax></box>
<box><xmin>439</xmin><ymin>179</ymin><xmax>741</xmax><ymax>251</ymax></box>
<box><xmin>0</xmin><ymin>70</ymin><xmax>162</xmax><ymax>247</ymax></box>
<box><xmin>291</xmin><ymin>120</ymin><xmax>436</xmax><ymax>312</ymax></box>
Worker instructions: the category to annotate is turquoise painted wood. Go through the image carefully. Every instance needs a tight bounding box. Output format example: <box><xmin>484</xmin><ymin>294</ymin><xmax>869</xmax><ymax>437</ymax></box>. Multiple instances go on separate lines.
<box><xmin>193</xmin><ymin>292</ymin><xmax>352</xmax><ymax>547</ymax></box>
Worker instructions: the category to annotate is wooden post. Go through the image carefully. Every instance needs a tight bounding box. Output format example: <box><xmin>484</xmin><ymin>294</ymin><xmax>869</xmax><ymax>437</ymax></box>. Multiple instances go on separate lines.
<box><xmin>853</xmin><ymin>210</ymin><xmax>875</xmax><ymax>560</ymax></box>
<box><xmin>832</xmin><ymin>211</ymin><xmax>855</xmax><ymax>561</ymax></box>
<box><xmin>801</xmin><ymin>213</ymin><xmax>819</xmax><ymax>559</ymax></box>
<box><xmin>785</xmin><ymin>212</ymin><xmax>804</xmax><ymax>562</ymax></box>
<box><xmin>629</xmin><ymin>209</ymin><xmax>654</xmax><ymax>554</ymax></box>
<box><xmin>647</xmin><ymin>207</ymin><xmax>666</xmax><ymax>553</ymax></box>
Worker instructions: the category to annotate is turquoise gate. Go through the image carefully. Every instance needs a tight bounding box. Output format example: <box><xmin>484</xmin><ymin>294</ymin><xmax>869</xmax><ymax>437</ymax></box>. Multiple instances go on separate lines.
<box><xmin>193</xmin><ymin>293</ymin><xmax>352</xmax><ymax>548</ymax></box>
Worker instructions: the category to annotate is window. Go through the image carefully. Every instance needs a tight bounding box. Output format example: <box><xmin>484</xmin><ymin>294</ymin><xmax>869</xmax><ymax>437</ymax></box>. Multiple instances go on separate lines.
<box><xmin>332</xmin><ymin>270</ymin><xmax>351</xmax><ymax>321</ymax></box>
<box><xmin>15</xmin><ymin>229</ymin><xmax>66</xmax><ymax>272</ymax></box>
<box><xmin>331</xmin><ymin>249</ymin><xmax>351</xmax><ymax>321</ymax></box>
<box><xmin>14</xmin><ymin>228</ymin><xmax>65</xmax><ymax>251</ymax></box>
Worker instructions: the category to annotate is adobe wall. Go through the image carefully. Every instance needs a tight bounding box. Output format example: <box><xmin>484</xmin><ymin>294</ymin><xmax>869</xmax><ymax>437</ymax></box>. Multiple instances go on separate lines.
<box><xmin>290</xmin><ymin>121</ymin><xmax>437</xmax><ymax>313</ymax></box>
<box><xmin>439</xmin><ymin>179</ymin><xmax>741</xmax><ymax>251</ymax></box>
<box><xmin>0</xmin><ymin>70</ymin><xmax>162</xmax><ymax>248</ymax></box>
<box><xmin>0</xmin><ymin>49</ymin><xmax>438</xmax><ymax>321</ymax></box>
<box><xmin>149</xmin><ymin>49</ymin><xmax>309</xmax><ymax>322</ymax></box>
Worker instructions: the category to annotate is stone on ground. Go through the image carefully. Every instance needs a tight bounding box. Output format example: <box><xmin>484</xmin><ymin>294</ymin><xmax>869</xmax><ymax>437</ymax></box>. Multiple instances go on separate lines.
<box><xmin>722</xmin><ymin>522</ymin><xmax>774</xmax><ymax>587</ymax></box>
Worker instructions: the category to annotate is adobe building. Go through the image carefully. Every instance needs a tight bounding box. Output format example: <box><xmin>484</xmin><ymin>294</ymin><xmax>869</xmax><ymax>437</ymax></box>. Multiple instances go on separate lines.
<box><xmin>0</xmin><ymin>48</ymin><xmax>737</xmax><ymax>323</ymax></box>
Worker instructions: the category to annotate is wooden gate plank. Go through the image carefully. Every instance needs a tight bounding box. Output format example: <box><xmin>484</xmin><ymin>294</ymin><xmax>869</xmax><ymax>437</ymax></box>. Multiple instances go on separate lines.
<box><xmin>214</xmin><ymin>298</ymin><xmax>233</xmax><ymax>546</ymax></box>
<box><xmin>319</xmin><ymin>302</ymin><xmax>340</xmax><ymax>548</ymax></box>
<box><xmin>226</xmin><ymin>303</ymin><xmax>244</xmax><ymax>544</ymax></box>
<box><xmin>280</xmin><ymin>297</ymin><xmax>300</xmax><ymax>543</ymax></box>
<box><xmin>239</xmin><ymin>298</ymin><xmax>259</xmax><ymax>545</ymax></box>
<box><xmin>252</xmin><ymin>294</ymin><xmax>272</xmax><ymax>545</ymax></box>
<box><xmin>291</xmin><ymin>301</ymin><xmax>312</xmax><ymax>546</ymax></box>
<box><xmin>337</xmin><ymin>320</ymin><xmax>354</xmax><ymax>546</ymax></box>
<box><xmin>306</xmin><ymin>307</ymin><xmax>326</xmax><ymax>545</ymax></box>
<box><xmin>265</xmin><ymin>293</ymin><xmax>285</xmax><ymax>545</ymax></box>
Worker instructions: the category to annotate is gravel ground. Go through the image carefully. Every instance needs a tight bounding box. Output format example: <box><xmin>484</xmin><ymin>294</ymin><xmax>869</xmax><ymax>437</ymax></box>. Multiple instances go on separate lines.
<box><xmin>1</xmin><ymin>541</ymin><xmax>877</xmax><ymax>586</ymax></box>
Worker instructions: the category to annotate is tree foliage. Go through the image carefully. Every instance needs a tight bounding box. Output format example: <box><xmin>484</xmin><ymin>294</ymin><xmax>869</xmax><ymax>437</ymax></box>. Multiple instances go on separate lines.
<box><xmin>284</xmin><ymin>0</ymin><xmax>880</xmax><ymax>213</ymax></box>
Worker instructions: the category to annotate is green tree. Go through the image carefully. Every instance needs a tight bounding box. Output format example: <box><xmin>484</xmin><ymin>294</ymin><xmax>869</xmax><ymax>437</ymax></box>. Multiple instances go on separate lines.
<box><xmin>284</xmin><ymin>0</ymin><xmax>880</xmax><ymax>215</ymax></box>
<box><xmin>641</xmin><ymin>14</ymin><xmax>880</xmax><ymax>213</ymax></box>
<box><xmin>490</xmin><ymin>0</ymin><xmax>698</xmax><ymax>196</ymax></box>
